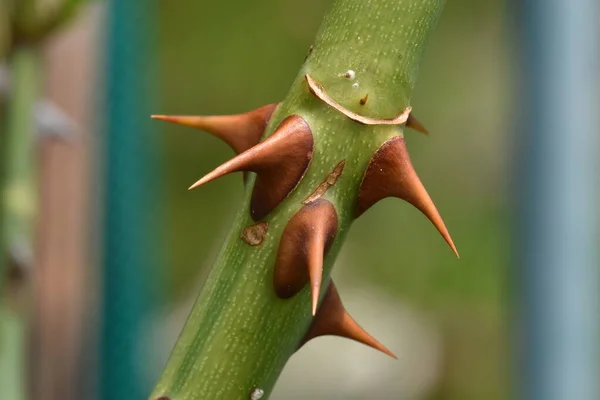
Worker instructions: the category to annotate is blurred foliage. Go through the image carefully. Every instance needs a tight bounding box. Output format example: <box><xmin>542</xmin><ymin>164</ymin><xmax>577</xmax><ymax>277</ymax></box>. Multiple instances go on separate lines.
<box><xmin>0</xmin><ymin>0</ymin><xmax>85</xmax><ymax>59</ymax></box>
<box><xmin>156</xmin><ymin>0</ymin><xmax>509</xmax><ymax>398</ymax></box>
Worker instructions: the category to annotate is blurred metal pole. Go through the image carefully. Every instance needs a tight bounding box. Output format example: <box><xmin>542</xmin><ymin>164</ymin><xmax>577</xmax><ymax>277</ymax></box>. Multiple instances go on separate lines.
<box><xmin>101</xmin><ymin>0</ymin><xmax>161</xmax><ymax>399</ymax></box>
<box><xmin>517</xmin><ymin>1</ymin><xmax>599</xmax><ymax>400</ymax></box>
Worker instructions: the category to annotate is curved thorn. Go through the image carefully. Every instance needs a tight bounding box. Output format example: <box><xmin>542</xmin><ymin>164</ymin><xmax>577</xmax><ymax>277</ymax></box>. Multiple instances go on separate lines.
<box><xmin>307</xmin><ymin>221</ymin><xmax>327</xmax><ymax>316</ymax></box>
<box><xmin>188</xmin><ymin>115</ymin><xmax>311</xmax><ymax>189</ymax></box>
<box><xmin>300</xmin><ymin>282</ymin><xmax>396</xmax><ymax>359</ymax></box>
<box><xmin>406</xmin><ymin>113</ymin><xmax>428</xmax><ymax>135</ymax></box>
<box><xmin>188</xmin><ymin>115</ymin><xmax>313</xmax><ymax>220</ymax></box>
<box><xmin>152</xmin><ymin>103</ymin><xmax>278</xmax><ymax>154</ymax></box>
<box><xmin>273</xmin><ymin>199</ymin><xmax>338</xmax><ymax>306</ymax></box>
<box><xmin>357</xmin><ymin>136</ymin><xmax>458</xmax><ymax>257</ymax></box>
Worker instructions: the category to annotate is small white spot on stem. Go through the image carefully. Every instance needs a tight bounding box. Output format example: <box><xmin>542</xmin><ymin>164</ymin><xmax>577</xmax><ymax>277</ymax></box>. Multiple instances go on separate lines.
<box><xmin>352</xmin><ymin>82</ymin><xmax>360</xmax><ymax>88</ymax></box>
<box><xmin>342</xmin><ymin>70</ymin><xmax>356</xmax><ymax>80</ymax></box>
<box><xmin>250</xmin><ymin>388</ymin><xmax>264</xmax><ymax>400</ymax></box>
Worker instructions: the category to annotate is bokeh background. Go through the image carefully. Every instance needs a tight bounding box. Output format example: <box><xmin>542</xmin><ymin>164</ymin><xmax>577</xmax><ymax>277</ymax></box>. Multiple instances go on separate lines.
<box><xmin>1</xmin><ymin>0</ymin><xmax>597</xmax><ymax>399</ymax></box>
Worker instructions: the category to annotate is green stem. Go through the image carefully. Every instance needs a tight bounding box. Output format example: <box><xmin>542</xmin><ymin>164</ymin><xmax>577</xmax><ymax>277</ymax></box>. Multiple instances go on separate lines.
<box><xmin>1</xmin><ymin>46</ymin><xmax>39</xmax><ymax>290</ymax></box>
<box><xmin>151</xmin><ymin>1</ymin><xmax>445</xmax><ymax>399</ymax></box>
<box><xmin>0</xmin><ymin>307</ymin><xmax>26</xmax><ymax>400</ymax></box>
<box><xmin>0</xmin><ymin>45</ymin><xmax>40</xmax><ymax>400</ymax></box>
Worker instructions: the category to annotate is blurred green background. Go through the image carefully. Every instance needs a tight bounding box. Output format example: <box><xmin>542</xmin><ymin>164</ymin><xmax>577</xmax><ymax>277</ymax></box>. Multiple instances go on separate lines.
<box><xmin>158</xmin><ymin>0</ymin><xmax>509</xmax><ymax>399</ymax></box>
<box><xmin>0</xmin><ymin>0</ymin><xmax>511</xmax><ymax>399</ymax></box>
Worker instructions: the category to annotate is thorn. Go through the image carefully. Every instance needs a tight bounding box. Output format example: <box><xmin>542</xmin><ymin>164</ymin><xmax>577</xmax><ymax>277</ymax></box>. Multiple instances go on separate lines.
<box><xmin>359</xmin><ymin>93</ymin><xmax>368</xmax><ymax>105</ymax></box>
<box><xmin>307</xmin><ymin>232</ymin><xmax>326</xmax><ymax>315</ymax></box>
<box><xmin>406</xmin><ymin>113</ymin><xmax>428</xmax><ymax>135</ymax></box>
<box><xmin>299</xmin><ymin>281</ymin><xmax>396</xmax><ymax>359</ymax></box>
<box><xmin>356</xmin><ymin>136</ymin><xmax>458</xmax><ymax>257</ymax></box>
<box><xmin>189</xmin><ymin>114</ymin><xmax>313</xmax><ymax>221</ymax></box>
<box><xmin>152</xmin><ymin>103</ymin><xmax>278</xmax><ymax>155</ymax></box>
<box><xmin>273</xmin><ymin>199</ymin><xmax>338</xmax><ymax>310</ymax></box>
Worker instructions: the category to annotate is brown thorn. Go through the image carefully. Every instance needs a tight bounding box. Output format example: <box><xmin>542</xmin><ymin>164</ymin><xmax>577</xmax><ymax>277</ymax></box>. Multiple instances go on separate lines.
<box><xmin>273</xmin><ymin>199</ymin><xmax>338</xmax><ymax>313</ymax></box>
<box><xmin>356</xmin><ymin>136</ymin><xmax>459</xmax><ymax>257</ymax></box>
<box><xmin>305</xmin><ymin>74</ymin><xmax>411</xmax><ymax>125</ymax></box>
<box><xmin>188</xmin><ymin>115</ymin><xmax>314</xmax><ymax>221</ymax></box>
<box><xmin>303</xmin><ymin>160</ymin><xmax>345</xmax><ymax>204</ymax></box>
<box><xmin>307</xmin><ymin>232</ymin><xmax>326</xmax><ymax>316</ymax></box>
<box><xmin>406</xmin><ymin>113</ymin><xmax>428</xmax><ymax>135</ymax></box>
<box><xmin>151</xmin><ymin>103</ymin><xmax>278</xmax><ymax>155</ymax></box>
<box><xmin>359</xmin><ymin>93</ymin><xmax>369</xmax><ymax>105</ymax></box>
<box><xmin>299</xmin><ymin>281</ymin><xmax>396</xmax><ymax>359</ymax></box>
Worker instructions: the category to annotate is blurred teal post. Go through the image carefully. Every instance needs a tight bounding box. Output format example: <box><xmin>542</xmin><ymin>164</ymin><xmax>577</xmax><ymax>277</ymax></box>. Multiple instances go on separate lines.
<box><xmin>101</xmin><ymin>0</ymin><xmax>162</xmax><ymax>399</ymax></box>
<box><xmin>516</xmin><ymin>1</ymin><xmax>599</xmax><ymax>399</ymax></box>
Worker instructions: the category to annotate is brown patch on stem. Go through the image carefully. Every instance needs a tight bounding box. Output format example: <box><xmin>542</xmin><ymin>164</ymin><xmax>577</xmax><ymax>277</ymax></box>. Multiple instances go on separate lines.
<box><xmin>359</xmin><ymin>93</ymin><xmax>369</xmax><ymax>105</ymax></box>
<box><xmin>305</xmin><ymin>74</ymin><xmax>411</xmax><ymax>125</ymax></box>
<box><xmin>241</xmin><ymin>222</ymin><xmax>269</xmax><ymax>246</ymax></box>
<box><xmin>406</xmin><ymin>113</ymin><xmax>428</xmax><ymax>135</ymax></box>
<box><xmin>188</xmin><ymin>115</ymin><xmax>314</xmax><ymax>221</ymax></box>
<box><xmin>273</xmin><ymin>199</ymin><xmax>338</xmax><ymax>315</ymax></box>
<box><xmin>299</xmin><ymin>281</ymin><xmax>396</xmax><ymax>358</ymax></box>
<box><xmin>302</xmin><ymin>160</ymin><xmax>346</xmax><ymax>204</ymax></box>
<box><xmin>152</xmin><ymin>103</ymin><xmax>278</xmax><ymax>155</ymax></box>
<box><xmin>356</xmin><ymin>136</ymin><xmax>458</xmax><ymax>257</ymax></box>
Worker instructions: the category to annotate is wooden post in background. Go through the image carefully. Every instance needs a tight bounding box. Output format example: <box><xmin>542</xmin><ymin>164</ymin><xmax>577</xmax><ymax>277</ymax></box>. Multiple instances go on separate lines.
<box><xmin>33</xmin><ymin>6</ymin><xmax>102</xmax><ymax>400</ymax></box>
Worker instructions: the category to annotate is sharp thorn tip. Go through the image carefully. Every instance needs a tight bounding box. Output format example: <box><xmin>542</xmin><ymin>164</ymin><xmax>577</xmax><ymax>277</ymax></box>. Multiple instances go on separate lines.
<box><xmin>311</xmin><ymin>290</ymin><xmax>319</xmax><ymax>316</ymax></box>
<box><xmin>188</xmin><ymin>180</ymin><xmax>203</xmax><ymax>190</ymax></box>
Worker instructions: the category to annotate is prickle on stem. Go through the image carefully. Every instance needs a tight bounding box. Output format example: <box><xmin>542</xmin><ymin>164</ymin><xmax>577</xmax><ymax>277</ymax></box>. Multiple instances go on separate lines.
<box><xmin>300</xmin><ymin>281</ymin><xmax>396</xmax><ymax>358</ymax></box>
<box><xmin>273</xmin><ymin>199</ymin><xmax>338</xmax><ymax>315</ymax></box>
<box><xmin>187</xmin><ymin>114</ymin><xmax>314</xmax><ymax>221</ymax></box>
<box><xmin>405</xmin><ymin>113</ymin><xmax>428</xmax><ymax>135</ymax></box>
<box><xmin>357</xmin><ymin>136</ymin><xmax>458</xmax><ymax>257</ymax></box>
<box><xmin>359</xmin><ymin>93</ymin><xmax>369</xmax><ymax>105</ymax></box>
<box><xmin>152</xmin><ymin>103</ymin><xmax>278</xmax><ymax>155</ymax></box>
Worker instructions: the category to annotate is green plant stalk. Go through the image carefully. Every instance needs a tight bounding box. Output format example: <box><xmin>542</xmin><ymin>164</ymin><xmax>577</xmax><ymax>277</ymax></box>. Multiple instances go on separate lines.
<box><xmin>1</xmin><ymin>46</ymin><xmax>38</xmax><ymax>294</ymax></box>
<box><xmin>151</xmin><ymin>1</ymin><xmax>445</xmax><ymax>399</ymax></box>
<box><xmin>0</xmin><ymin>307</ymin><xmax>26</xmax><ymax>400</ymax></box>
<box><xmin>0</xmin><ymin>45</ymin><xmax>40</xmax><ymax>400</ymax></box>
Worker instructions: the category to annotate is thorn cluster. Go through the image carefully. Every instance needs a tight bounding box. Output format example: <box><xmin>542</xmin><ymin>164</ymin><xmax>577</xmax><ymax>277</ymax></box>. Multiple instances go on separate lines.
<box><xmin>152</xmin><ymin>86</ymin><xmax>457</xmax><ymax>358</ymax></box>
